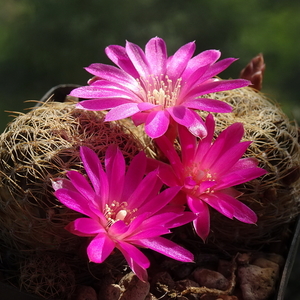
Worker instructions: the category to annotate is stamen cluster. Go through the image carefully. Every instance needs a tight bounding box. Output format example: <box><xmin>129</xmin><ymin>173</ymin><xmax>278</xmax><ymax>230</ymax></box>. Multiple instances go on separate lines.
<box><xmin>104</xmin><ymin>201</ymin><xmax>135</xmax><ymax>227</ymax></box>
<box><xmin>138</xmin><ymin>75</ymin><xmax>182</xmax><ymax>108</ymax></box>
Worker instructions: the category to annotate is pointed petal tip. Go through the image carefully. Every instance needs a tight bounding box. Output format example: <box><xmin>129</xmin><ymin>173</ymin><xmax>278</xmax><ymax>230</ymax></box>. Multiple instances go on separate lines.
<box><xmin>236</xmin><ymin>78</ymin><xmax>252</xmax><ymax>87</ymax></box>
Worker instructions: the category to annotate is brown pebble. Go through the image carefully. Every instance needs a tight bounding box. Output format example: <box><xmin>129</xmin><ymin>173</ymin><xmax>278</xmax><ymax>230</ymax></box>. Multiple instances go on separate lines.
<box><xmin>238</xmin><ymin>264</ymin><xmax>277</xmax><ymax>300</ymax></box>
<box><xmin>255</xmin><ymin>253</ymin><xmax>285</xmax><ymax>267</ymax></box>
<box><xmin>192</xmin><ymin>268</ymin><xmax>229</xmax><ymax>291</ymax></box>
<box><xmin>101</xmin><ymin>284</ymin><xmax>122</xmax><ymax>300</ymax></box>
<box><xmin>252</xmin><ymin>258</ymin><xmax>280</xmax><ymax>280</ymax></box>
<box><xmin>119</xmin><ymin>272</ymin><xmax>150</xmax><ymax>300</ymax></box>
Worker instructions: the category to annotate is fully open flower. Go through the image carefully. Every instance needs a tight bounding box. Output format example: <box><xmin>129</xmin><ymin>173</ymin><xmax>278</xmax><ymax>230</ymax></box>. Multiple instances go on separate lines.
<box><xmin>71</xmin><ymin>37</ymin><xmax>250</xmax><ymax>139</ymax></box>
<box><xmin>52</xmin><ymin>145</ymin><xmax>195</xmax><ymax>281</ymax></box>
<box><xmin>154</xmin><ymin>114</ymin><xmax>267</xmax><ymax>241</ymax></box>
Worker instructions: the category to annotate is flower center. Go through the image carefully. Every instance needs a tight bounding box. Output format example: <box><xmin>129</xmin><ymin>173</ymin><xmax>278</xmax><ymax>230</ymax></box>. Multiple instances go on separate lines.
<box><xmin>184</xmin><ymin>163</ymin><xmax>216</xmax><ymax>196</ymax></box>
<box><xmin>104</xmin><ymin>201</ymin><xmax>137</xmax><ymax>228</ymax></box>
<box><xmin>137</xmin><ymin>75</ymin><xmax>182</xmax><ymax>108</ymax></box>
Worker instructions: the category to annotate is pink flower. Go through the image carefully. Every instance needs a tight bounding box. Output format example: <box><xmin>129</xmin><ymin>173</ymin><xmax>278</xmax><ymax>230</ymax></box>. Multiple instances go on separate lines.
<box><xmin>52</xmin><ymin>145</ymin><xmax>195</xmax><ymax>281</ymax></box>
<box><xmin>71</xmin><ymin>37</ymin><xmax>250</xmax><ymax>139</ymax></box>
<box><xmin>154</xmin><ymin>114</ymin><xmax>267</xmax><ymax>241</ymax></box>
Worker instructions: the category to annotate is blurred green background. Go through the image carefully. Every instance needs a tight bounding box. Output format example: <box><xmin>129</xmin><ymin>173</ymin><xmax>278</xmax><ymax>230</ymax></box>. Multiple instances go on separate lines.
<box><xmin>0</xmin><ymin>1</ymin><xmax>300</xmax><ymax>299</ymax></box>
<box><xmin>0</xmin><ymin>0</ymin><xmax>300</xmax><ymax>132</ymax></box>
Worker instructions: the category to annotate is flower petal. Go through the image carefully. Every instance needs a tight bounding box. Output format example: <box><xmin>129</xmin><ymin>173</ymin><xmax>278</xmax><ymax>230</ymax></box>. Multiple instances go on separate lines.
<box><xmin>105</xmin><ymin>45</ymin><xmax>140</xmax><ymax>78</ymax></box>
<box><xmin>164</xmin><ymin>211</ymin><xmax>196</xmax><ymax>229</ymax></box>
<box><xmin>167</xmin><ymin>105</ymin><xmax>196</xmax><ymax>128</ymax></box>
<box><xmin>211</xmin><ymin>122</ymin><xmax>244</xmax><ymax>151</ymax></box>
<box><xmin>210</xmin><ymin>141</ymin><xmax>252</xmax><ymax>174</ymax></box>
<box><xmin>72</xmin><ymin>217</ymin><xmax>103</xmax><ymax>235</ymax></box>
<box><xmin>180</xmin><ymin>64</ymin><xmax>211</xmax><ymax>96</ymax></box>
<box><xmin>131</xmin><ymin>112</ymin><xmax>149</xmax><ymax>126</ymax></box>
<box><xmin>182</xmin><ymin>49</ymin><xmax>221</xmax><ymax>81</ymax></box>
<box><xmin>212</xmin><ymin>192</ymin><xmax>257</xmax><ymax>224</ymax></box>
<box><xmin>201</xmin><ymin>193</ymin><xmax>235</xmax><ymax>219</ymax></box>
<box><xmin>168</xmin><ymin>106</ymin><xmax>207</xmax><ymax>137</ymax></box>
<box><xmin>186</xmin><ymin>58</ymin><xmax>238</xmax><ymax>88</ymax></box>
<box><xmin>194</xmin><ymin>114</ymin><xmax>215</xmax><ymax>161</ymax></box>
<box><xmin>52</xmin><ymin>178</ymin><xmax>77</xmax><ymax>192</ymax></box>
<box><xmin>87</xmin><ymin>232</ymin><xmax>115</xmax><ymax>263</ymax></box>
<box><xmin>199</xmin><ymin>123</ymin><xmax>244</xmax><ymax>169</ymax></box>
<box><xmin>144</xmin><ymin>110</ymin><xmax>170</xmax><ymax>138</ymax></box>
<box><xmin>155</xmin><ymin>135</ymin><xmax>183</xmax><ymax>175</ymax></box>
<box><xmin>117</xmin><ymin>241</ymin><xmax>150</xmax><ymax>281</ymax></box>
<box><xmin>85</xmin><ymin>63</ymin><xmax>139</xmax><ymax>92</ymax></box>
<box><xmin>127</xmin><ymin>223</ymin><xmax>170</xmax><ymax>240</ymax></box>
<box><xmin>197</xmin><ymin>180</ymin><xmax>217</xmax><ymax>194</ymax></box>
<box><xmin>158</xmin><ymin>163</ymin><xmax>182</xmax><ymax>187</ymax></box>
<box><xmin>65</xmin><ymin>220</ymin><xmax>95</xmax><ymax>237</ymax></box>
<box><xmin>67</xmin><ymin>170</ymin><xmax>95</xmax><ymax>202</ymax></box>
<box><xmin>145</xmin><ymin>37</ymin><xmax>167</xmax><ymax>75</ymax></box>
<box><xmin>80</xmin><ymin>146</ymin><xmax>108</xmax><ymax>200</ymax></box>
<box><xmin>105</xmin><ymin>103</ymin><xmax>141</xmax><ymax>121</ymax></box>
<box><xmin>217</xmin><ymin>167</ymin><xmax>267</xmax><ymax>190</ymax></box>
<box><xmin>193</xmin><ymin>214</ymin><xmax>210</xmax><ymax>242</ymax></box>
<box><xmin>186</xmin><ymin>78</ymin><xmax>250</xmax><ymax>98</ymax></box>
<box><xmin>76</xmin><ymin>98</ymin><xmax>133</xmax><ymax>111</ymax></box>
<box><xmin>122</xmin><ymin>151</ymin><xmax>147</xmax><ymax>199</ymax></box>
<box><xmin>200</xmin><ymin>57</ymin><xmax>238</xmax><ymax>82</ymax></box>
<box><xmin>127</xmin><ymin>170</ymin><xmax>162</xmax><ymax>208</ymax></box>
<box><xmin>126</xmin><ymin>41</ymin><xmax>151</xmax><ymax>78</ymax></box>
<box><xmin>54</xmin><ymin>189</ymin><xmax>95</xmax><ymax>217</ymax></box>
<box><xmin>138</xmin><ymin>186</ymin><xmax>181</xmax><ymax>216</ymax></box>
<box><xmin>109</xmin><ymin>220</ymin><xmax>129</xmax><ymax>236</ymax></box>
<box><xmin>183</xmin><ymin>98</ymin><xmax>233</xmax><ymax>113</ymax></box>
<box><xmin>187</xmin><ymin>110</ymin><xmax>208</xmax><ymax>138</ymax></box>
<box><xmin>136</xmin><ymin>237</ymin><xmax>194</xmax><ymax>262</ymax></box>
<box><xmin>121</xmin><ymin>212</ymin><xmax>151</xmax><ymax>237</ymax></box>
<box><xmin>230</xmin><ymin>157</ymin><xmax>259</xmax><ymax>170</ymax></box>
<box><xmin>71</xmin><ymin>84</ymin><xmax>137</xmax><ymax>100</ymax></box>
<box><xmin>167</xmin><ymin>41</ymin><xmax>196</xmax><ymax>80</ymax></box>
<box><xmin>177</xmin><ymin>125</ymin><xmax>196</xmax><ymax>165</ymax></box>
<box><xmin>104</xmin><ymin>145</ymin><xmax>125</xmax><ymax>203</ymax></box>
<box><xmin>187</xmin><ymin>196</ymin><xmax>210</xmax><ymax>241</ymax></box>
<box><xmin>139</xmin><ymin>211</ymin><xmax>184</xmax><ymax>230</ymax></box>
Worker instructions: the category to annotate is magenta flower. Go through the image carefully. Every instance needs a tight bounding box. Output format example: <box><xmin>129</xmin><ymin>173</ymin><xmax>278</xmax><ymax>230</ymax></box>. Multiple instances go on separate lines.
<box><xmin>154</xmin><ymin>114</ymin><xmax>267</xmax><ymax>241</ymax></box>
<box><xmin>71</xmin><ymin>37</ymin><xmax>250</xmax><ymax>139</ymax></box>
<box><xmin>52</xmin><ymin>145</ymin><xmax>195</xmax><ymax>281</ymax></box>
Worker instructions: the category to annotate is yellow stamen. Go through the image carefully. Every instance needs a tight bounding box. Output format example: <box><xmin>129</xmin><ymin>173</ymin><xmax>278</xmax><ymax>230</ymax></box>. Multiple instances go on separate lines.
<box><xmin>104</xmin><ymin>201</ymin><xmax>137</xmax><ymax>228</ymax></box>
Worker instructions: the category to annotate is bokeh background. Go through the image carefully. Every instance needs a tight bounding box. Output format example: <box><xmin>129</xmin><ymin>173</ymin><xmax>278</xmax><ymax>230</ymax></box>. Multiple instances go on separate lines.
<box><xmin>1</xmin><ymin>0</ymin><xmax>300</xmax><ymax>130</ymax></box>
<box><xmin>0</xmin><ymin>0</ymin><xmax>299</xmax><ymax>299</ymax></box>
